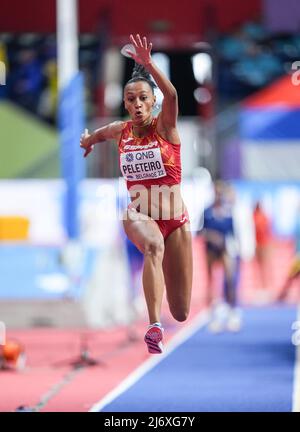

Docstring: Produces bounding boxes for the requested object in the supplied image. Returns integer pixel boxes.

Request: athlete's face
[124,81,156,125]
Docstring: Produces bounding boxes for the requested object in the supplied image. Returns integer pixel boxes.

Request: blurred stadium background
[0,0,300,412]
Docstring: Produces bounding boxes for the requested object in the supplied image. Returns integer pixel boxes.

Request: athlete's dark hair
[125,63,157,93]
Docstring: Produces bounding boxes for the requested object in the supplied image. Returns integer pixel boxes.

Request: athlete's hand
[126,34,152,66]
[80,129,94,158]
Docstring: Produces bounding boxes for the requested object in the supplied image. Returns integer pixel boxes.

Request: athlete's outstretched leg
[123,208,165,325]
[163,223,193,322]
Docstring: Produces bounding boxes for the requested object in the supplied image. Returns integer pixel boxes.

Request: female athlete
[80,34,193,354]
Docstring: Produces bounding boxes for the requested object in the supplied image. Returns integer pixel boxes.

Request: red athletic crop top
[118,117,181,190]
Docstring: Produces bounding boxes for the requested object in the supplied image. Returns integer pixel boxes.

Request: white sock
[149,322,163,329]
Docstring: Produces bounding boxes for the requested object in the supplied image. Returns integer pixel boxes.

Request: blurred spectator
[219,29,252,62]
[10,49,43,113]
[232,44,282,88]
[201,180,242,332]
[36,35,58,123]
[217,20,288,101]
[253,201,272,303]
[241,21,268,42]
[38,59,58,123]
[276,204,300,302]
[0,39,8,98]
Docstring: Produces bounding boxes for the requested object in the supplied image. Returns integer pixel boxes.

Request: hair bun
[126,63,157,92]
[132,63,150,80]
[126,63,156,92]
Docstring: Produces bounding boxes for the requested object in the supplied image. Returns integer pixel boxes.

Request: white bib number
[120,148,167,181]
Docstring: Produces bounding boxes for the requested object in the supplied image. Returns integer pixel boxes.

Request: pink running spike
[144,326,164,354]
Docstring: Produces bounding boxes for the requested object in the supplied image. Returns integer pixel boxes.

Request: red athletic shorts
[128,203,189,240]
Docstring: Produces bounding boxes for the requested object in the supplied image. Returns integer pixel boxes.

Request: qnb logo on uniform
[0,321,6,345]
[291,61,300,86]
[291,321,300,346]
[135,150,155,160]
[0,61,6,85]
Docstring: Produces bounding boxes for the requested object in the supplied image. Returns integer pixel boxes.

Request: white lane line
[292,305,300,412]
[89,309,210,412]
[34,367,84,412]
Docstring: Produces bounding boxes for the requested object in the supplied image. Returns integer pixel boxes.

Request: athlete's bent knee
[170,308,189,322]
[144,237,165,259]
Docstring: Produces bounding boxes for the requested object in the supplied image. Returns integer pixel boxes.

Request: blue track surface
[101,306,297,412]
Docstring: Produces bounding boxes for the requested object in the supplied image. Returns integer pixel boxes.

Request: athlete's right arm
[80,121,125,158]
